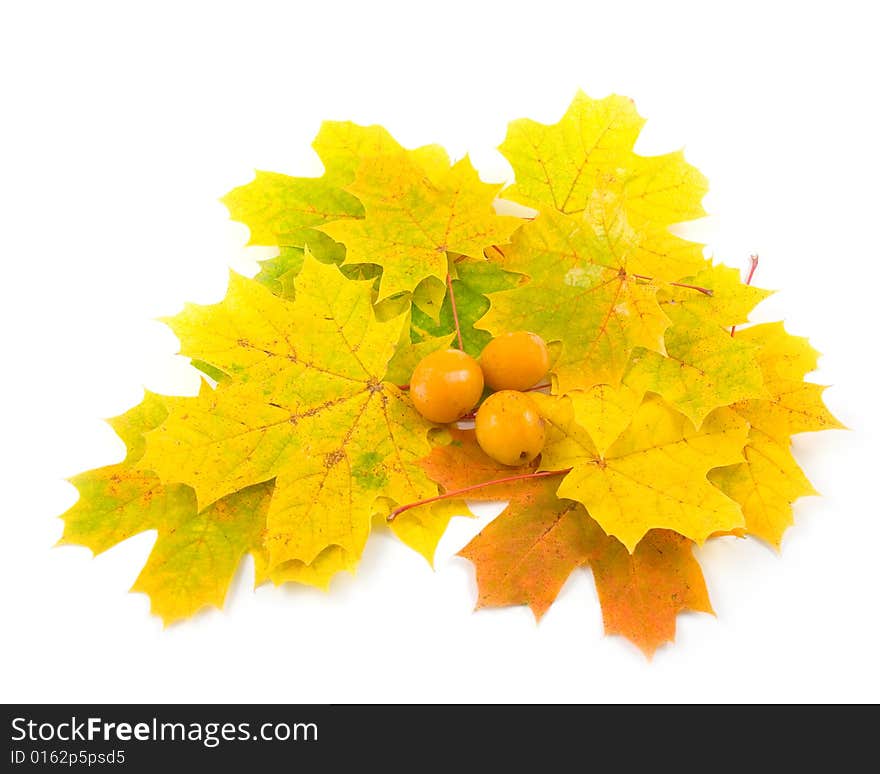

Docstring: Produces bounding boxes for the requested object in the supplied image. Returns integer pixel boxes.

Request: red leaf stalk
[387,468,572,522]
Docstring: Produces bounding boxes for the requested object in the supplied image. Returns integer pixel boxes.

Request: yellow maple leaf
[625,264,771,425]
[252,545,357,591]
[141,253,441,570]
[567,382,644,457]
[499,90,708,229]
[312,120,450,189]
[582,192,708,282]
[130,481,273,624]
[534,392,748,551]
[381,499,471,566]
[664,264,773,326]
[479,210,670,391]
[320,153,520,303]
[708,322,843,547]
[708,429,817,548]
[58,386,532,620]
[730,322,843,442]
[383,326,457,386]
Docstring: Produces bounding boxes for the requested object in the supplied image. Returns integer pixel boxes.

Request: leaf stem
[446,273,464,350]
[668,280,714,296]
[744,253,760,285]
[631,274,714,296]
[386,467,571,521]
[731,254,759,337]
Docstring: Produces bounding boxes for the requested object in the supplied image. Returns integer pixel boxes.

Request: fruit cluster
[410,331,550,466]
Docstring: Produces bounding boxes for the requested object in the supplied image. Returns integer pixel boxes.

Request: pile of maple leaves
[61,92,841,656]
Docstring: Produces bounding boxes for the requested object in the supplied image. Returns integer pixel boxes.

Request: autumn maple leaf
[59,390,275,624]
[709,322,844,547]
[138,253,452,573]
[624,264,772,425]
[320,153,521,305]
[58,386,397,623]
[533,391,748,551]
[223,121,450,296]
[478,209,671,391]
[490,93,776,430]
[420,429,713,656]
[499,90,708,231]
[406,259,521,356]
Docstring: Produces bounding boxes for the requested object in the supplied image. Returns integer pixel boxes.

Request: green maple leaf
[224,121,449,293]
[409,259,520,357]
[624,264,771,425]
[222,168,359,265]
[59,391,274,624]
[320,154,521,302]
[478,209,670,391]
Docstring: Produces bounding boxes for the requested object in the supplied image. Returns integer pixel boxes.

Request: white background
[1,0,877,703]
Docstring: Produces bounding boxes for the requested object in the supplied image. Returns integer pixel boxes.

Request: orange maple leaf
[422,428,713,656]
[459,477,604,620]
[590,529,713,658]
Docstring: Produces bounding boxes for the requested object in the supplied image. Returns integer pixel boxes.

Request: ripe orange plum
[410,349,484,424]
[475,390,546,466]
[480,331,550,391]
